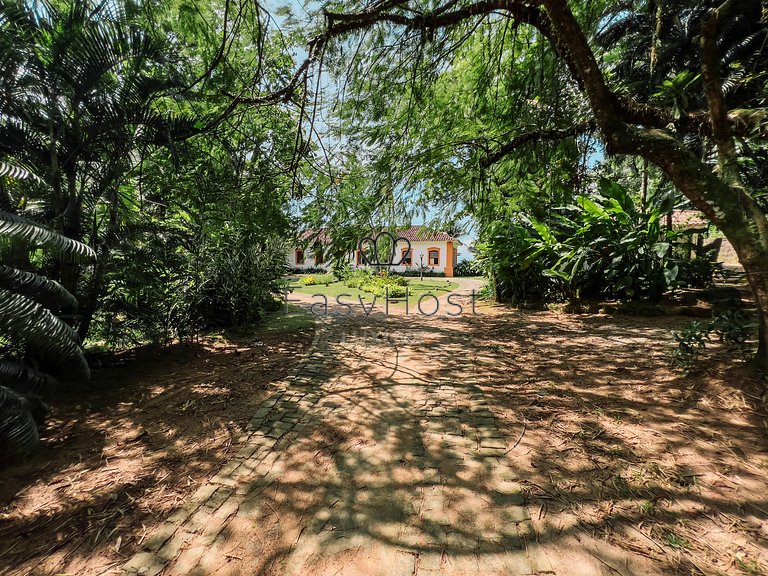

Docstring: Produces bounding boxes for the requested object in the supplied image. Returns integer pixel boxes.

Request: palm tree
[0,0,195,339]
[595,0,767,110]
[0,162,95,462]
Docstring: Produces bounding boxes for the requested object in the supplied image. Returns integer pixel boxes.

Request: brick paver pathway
[122,291,554,575]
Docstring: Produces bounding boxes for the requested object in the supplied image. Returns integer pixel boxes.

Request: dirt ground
[1,300,767,576]
[466,306,768,576]
[0,319,314,576]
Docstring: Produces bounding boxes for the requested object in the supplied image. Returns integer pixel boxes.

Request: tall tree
[0,0,194,338]
[259,0,768,368]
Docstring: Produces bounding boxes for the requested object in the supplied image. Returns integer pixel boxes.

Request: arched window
[314,248,324,265]
[427,248,440,266]
[401,248,412,265]
[295,249,305,265]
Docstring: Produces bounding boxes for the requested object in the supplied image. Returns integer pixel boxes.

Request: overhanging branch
[221,0,550,110]
[481,121,596,167]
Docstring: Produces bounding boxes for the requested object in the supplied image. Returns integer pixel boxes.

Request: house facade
[287,226,460,277]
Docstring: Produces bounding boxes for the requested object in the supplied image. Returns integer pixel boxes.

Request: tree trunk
[744,264,768,370]
[77,184,120,341]
[540,0,768,369]
[76,251,108,341]
[59,169,83,304]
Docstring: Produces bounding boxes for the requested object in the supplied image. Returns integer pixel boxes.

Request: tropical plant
[277,0,768,369]
[0,0,195,340]
[549,179,680,301]
[672,310,757,369]
[478,178,685,303]
[199,235,288,330]
[475,219,567,305]
[454,260,483,277]
[0,164,95,461]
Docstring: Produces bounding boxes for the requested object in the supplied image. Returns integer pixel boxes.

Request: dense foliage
[3,0,768,460]
[478,178,716,304]
[0,0,299,460]
[345,269,409,298]
[277,0,768,365]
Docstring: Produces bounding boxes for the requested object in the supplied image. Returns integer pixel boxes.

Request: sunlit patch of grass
[736,556,765,575]
[663,531,690,549]
[260,304,314,333]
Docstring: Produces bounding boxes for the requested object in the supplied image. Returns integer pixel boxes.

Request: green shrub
[677,257,723,289]
[672,320,710,369]
[672,310,757,369]
[345,268,374,289]
[300,273,335,286]
[478,178,686,304]
[400,268,446,277]
[199,236,288,329]
[374,284,406,298]
[350,270,409,298]
[454,259,483,277]
[332,259,351,280]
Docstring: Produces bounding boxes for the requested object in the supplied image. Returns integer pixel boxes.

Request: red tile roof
[299,225,458,244]
[394,226,458,242]
[300,229,331,244]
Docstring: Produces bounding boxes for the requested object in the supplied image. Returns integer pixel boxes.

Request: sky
[265,1,477,260]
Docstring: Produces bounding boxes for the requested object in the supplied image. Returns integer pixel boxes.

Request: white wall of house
[351,240,454,274]
[287,238,459,276]
[286,246,331,270]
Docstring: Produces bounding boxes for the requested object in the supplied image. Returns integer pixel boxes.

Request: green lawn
[261,303,315,332]
[288,276,460,307]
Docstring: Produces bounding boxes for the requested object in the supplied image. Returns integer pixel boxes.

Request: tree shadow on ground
[0,325,313,576]
[207,305,767,575]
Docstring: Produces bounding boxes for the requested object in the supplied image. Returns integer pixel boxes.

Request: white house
[287,226,460,277]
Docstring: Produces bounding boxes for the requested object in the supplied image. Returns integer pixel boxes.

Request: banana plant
[543,178,683,301]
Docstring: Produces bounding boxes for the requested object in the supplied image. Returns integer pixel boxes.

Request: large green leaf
[0,211,95,263]
[0,288,90,384]
[576,195,609,220]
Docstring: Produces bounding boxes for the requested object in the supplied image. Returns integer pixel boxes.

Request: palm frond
[0,265,79,312]
[0,160,40,182]
[0,385,39,463]
[0,360,58,395]
[0,211,96,263]
[0,288,90,384]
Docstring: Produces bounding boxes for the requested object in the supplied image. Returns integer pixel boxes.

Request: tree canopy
[1,0,768,460]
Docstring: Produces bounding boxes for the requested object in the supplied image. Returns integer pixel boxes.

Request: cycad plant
[0,0,193,341]
[0,163,94,463]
